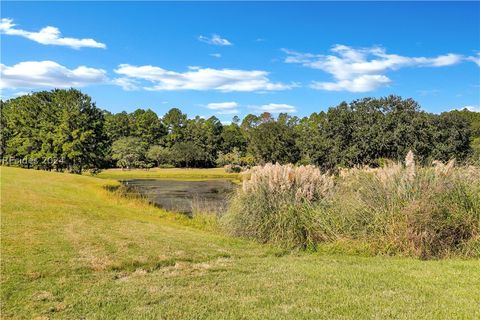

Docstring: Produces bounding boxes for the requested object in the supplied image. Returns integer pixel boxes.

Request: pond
[121,179,235,215]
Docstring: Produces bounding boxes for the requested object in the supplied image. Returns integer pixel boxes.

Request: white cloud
[205,102,239,115]
[253,103,297,113]
[114,64,292,92]
[0,18,106,49]
[283,45,465,92]
[206,101,238,110]
[463,105,480,112]
[112,77,139,91]
[210,53,222,58]
[311,75,391,92]
[0,61,107,89]
[467,53,480,66]
[198,34,232,46]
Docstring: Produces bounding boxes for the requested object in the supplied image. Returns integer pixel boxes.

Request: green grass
[95,167,239,181]
[1,166,480,319]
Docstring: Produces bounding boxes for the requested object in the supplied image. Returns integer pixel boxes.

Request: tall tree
[111,137,147,169]
[129,109,166,146]
[248,114,299,164]
[162,108,187,147]
[2,89,108,173]
[104,111,131,141]
[51,89,108,173]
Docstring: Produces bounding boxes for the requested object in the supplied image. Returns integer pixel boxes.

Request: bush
[330,153,480,258]
[223,155,480,258]
[223,163,334,249]
[224,164,242,173]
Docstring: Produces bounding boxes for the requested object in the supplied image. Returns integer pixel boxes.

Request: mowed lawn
[1,167,480,319]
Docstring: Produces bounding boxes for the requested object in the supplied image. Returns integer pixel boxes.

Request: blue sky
[1,2,479,121]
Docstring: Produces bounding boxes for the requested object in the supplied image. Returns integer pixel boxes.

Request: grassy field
[95,167,239,181]
[1,167,480,319]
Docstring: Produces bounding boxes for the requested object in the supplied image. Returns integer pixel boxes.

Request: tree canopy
[1,89,477,173]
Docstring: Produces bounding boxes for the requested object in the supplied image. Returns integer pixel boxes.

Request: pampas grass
[224,163,334,249]
[223,155,480,258]
[331,155,480,258]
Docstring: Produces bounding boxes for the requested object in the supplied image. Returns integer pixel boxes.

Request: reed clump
[223,154,480,258]
[332,154,480,258]
[223,163,334,249]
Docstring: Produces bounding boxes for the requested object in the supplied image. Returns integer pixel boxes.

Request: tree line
[1,88,478,173]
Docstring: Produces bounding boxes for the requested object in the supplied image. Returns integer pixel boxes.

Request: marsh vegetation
[224,154,480,258]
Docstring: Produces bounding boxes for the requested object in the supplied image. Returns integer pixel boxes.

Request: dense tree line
[0,89,477,173]
[1,89,108,173]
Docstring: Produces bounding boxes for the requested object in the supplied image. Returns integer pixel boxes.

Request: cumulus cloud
[311,75,391,92]
[205,102,239,115]
[114,64,292,92]
[466,53,480,66]
[283,45,465,92]
[111,77,139,91]
[0,18,106,49]
[0,61,107,89]
[206,101,238,110]
[253,103,297,113]
[210,53,222,58]
[198,34,232,46]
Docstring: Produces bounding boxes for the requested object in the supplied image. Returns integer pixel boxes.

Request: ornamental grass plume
[405,150,416,182]
[241,163,333,202]
[225,158,479,258]
[226,163,334,249]
[331,155,480,258]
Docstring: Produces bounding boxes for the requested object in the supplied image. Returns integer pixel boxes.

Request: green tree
[104,111,131,141]
[2,89,108,173]
[221,122,247,153]
[216,147,242,167]
[146,145,172,167]
[171,141,206,168]
[111,137,146,169]
[130,109,166,146]
[162,108,187,147]
[248,114,299,164]
[430,112,471,161]
[52,89,108,173]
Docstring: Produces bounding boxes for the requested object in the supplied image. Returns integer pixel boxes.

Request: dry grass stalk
[242,163,333,202]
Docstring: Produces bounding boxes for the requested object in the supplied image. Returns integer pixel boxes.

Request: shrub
[223,163,334,249]
[330,152,480,258]
[216,148,242,167]
[224,164,242,173]
[223,154,480,258]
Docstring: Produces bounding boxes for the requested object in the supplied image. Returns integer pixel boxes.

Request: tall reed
[223,163,334,249]
[223,155,480,258]
[323,153,480,258]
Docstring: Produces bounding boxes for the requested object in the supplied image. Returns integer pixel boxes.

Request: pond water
[121,179,235,215]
